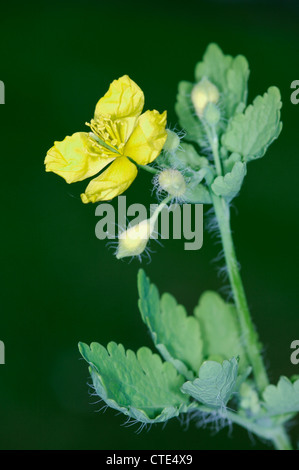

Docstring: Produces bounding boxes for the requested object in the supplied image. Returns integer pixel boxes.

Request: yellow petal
[95,75,144,121]
[81,156,137,203]
[124,110,167,165]
[45,132,115,184]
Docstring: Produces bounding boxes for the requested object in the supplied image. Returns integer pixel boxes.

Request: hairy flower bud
[158,169,186,198]
[116,219,153,259]
[191,78,220,118]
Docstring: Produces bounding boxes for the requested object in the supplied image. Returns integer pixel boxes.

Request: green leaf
[211,161,247,199]
[222,152,241,173]
[138,269,203,380]
[175,81,206,145]
[221,87,282,162]
[194,291,249,372]
[181,357,239,408]
[262,377,299,416]
[79,341,190,423]
[169,143,210,172]
[183,183,212,204]
[195,43,249,118]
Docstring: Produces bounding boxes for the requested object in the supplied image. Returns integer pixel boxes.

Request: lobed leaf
[79,341,190,423]
[221,87,282,162]
[181,357,239,408]
[211,161,247,200]
[262,376,299,417]
[138,269,203,379]
[195,43,249,119]
[194,291,249,372]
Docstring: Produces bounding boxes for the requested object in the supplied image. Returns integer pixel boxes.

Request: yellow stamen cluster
[87,115,125,154]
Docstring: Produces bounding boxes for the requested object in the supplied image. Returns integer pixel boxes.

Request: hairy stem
[195,404,292,450]
[204,124,268,393]
[210,194,293,450]
[202,121,222,175]
[211,193,269,392]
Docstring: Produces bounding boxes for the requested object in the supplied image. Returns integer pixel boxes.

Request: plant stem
[204,124,268,393]
[200,107,292,450]
[211,193,269,393]
[272,427,293,451]
[135,162,159,175]
[210,194,293,450]
[202,121,222,176]
[195,404,292,450]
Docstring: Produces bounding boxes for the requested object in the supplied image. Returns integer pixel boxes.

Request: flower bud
[163,129,181,153]
[191,78,220,118]
[115,196,172,260]
[158,169,186,198]
[116,219,153,259]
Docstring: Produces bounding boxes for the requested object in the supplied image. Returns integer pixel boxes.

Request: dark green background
[0,0,298,450]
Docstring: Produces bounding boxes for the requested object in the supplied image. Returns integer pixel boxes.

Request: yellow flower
[45,75,167,203]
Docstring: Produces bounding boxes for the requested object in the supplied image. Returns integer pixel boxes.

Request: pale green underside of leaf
[79,341,190,423]
[195,43,249,119]
[221,87,282,162]
[181,357,239,408]
[211,161,247,199]
[262,376,299,416]
[194,291,249,372]
[138,269,203,380]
